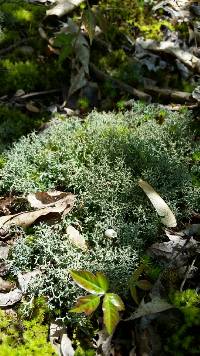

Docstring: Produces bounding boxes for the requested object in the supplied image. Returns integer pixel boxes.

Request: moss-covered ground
[0,0,199,354]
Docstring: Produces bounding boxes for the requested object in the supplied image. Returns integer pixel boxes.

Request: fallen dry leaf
[129,297,174,320]
[0,288,22,307]
[26,101,40,113]
[138,179,177,227]
[27,191,74,209]
[66,225,88,251]
[0,277,14,292]
[0,192,75,230]
[46,0,84,17]
[0,196,14,215]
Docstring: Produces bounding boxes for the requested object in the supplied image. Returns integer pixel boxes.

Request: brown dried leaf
[26,101,40,113]
[0,192,75,229]
[0,196,14,215]
[0,277,14,292]
[27,191,74,210]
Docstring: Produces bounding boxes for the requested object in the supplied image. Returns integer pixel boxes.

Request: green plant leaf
[69,270,108,295]
[82,8,96,45]
[70,295,100,315]
[96,272,109,292]
[130,264,144,283]
[130,285,139,305]
[136,280,152,291]
[102,293,125,335]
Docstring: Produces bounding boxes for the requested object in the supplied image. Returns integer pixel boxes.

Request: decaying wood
[90,63,151,102]
[143,85,193,103]
[15,89,61,100]
[137,39,200,74]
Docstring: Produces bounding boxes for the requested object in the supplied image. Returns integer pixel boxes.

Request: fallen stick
[0,38,33,56]
[15,89,61,100]
[89,63,151,102]
[143,85,193,103]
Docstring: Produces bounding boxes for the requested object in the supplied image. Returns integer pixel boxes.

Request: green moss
[98,0,172,40]
[136,19,175,40]
[0,59,40,94]
[0,105,45,148]
[0,299,56,356]
[165,290,200,355]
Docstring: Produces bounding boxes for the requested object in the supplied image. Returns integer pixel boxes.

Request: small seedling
[129,263,152,305]
[69,270,125,335]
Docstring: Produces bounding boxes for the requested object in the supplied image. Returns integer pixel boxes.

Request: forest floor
[0,1,199,355]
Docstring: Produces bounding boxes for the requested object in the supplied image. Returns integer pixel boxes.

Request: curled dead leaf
[138,179,177,227]
[0,288,22,307]
[26,101,40,113]
[129,297,174,320]
[46,0,84,17]
[0,192,75,230]
[66,225,88,251]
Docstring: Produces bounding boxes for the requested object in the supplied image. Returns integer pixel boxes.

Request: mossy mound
[1,103,198,312]
[0,105,46,152]
[0,300,56,356]
[0,0,66,96]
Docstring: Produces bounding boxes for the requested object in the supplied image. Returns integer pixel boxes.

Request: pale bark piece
[0,288,22,307]
[50,321,75,356]
[18,270,41,293]
[61,333,75,356]
[66,225,88,251]
[46,0,84,17]
[50,322,63,356]
[0,192,75,230]
[153,0,191,20]
[138,179,177,227]
[130,297,174,320]
[0,277,14,292]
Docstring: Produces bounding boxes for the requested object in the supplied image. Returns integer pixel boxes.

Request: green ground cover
[0,104,198,316]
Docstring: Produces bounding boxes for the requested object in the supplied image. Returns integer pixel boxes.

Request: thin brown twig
[180,257,196,291]
[0,38,34,56]
[89,62,151,101]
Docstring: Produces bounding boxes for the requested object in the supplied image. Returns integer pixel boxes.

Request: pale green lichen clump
[1,103,199,311]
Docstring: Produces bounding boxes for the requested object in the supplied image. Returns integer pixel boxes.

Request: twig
[0,39,33,56]
[15,89,61,100]
[180,257,196,291]
[143,85,193,103]
[89,63,151,102]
